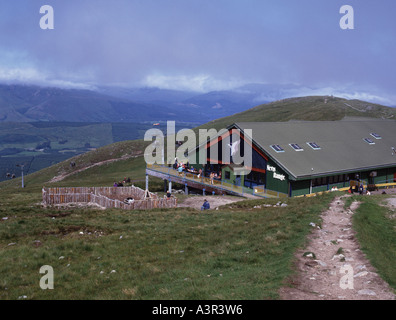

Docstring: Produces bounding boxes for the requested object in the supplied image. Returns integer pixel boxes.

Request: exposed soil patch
[279,195,396,300]
[177,195,246,210]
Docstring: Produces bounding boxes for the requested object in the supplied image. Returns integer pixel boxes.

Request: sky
[0,0,395,105]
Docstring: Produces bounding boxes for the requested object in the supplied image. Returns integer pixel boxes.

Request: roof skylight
[307,142,321,150]
[364,138,375,145]
[370,133,382,139]
[270,144,284,153]
[289,143,304,151]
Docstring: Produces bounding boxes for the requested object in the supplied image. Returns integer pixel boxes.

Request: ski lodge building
[146,118,396,198]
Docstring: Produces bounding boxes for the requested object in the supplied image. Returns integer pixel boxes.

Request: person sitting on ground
[117,181,123,187]
[166,190,171,198]
[201,199,210,211]
[113,181,118,187]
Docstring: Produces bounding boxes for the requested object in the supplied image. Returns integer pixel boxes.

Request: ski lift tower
[16,164,25,188]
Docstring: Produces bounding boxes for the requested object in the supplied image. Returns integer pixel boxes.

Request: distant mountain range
[0,83,298,123]
[0,83,394,124]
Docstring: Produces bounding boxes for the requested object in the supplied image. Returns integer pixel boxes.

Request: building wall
[291,180,311,197]
[222,166,244,186]
[265,160,289,195]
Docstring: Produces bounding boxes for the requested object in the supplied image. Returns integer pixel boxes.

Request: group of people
[173,159,200,176]
[113,177,131,187]
[173,159,222,182]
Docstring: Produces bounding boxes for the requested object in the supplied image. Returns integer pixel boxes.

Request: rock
[7,243,16,246]
[33,240,42,247]
[110,270,116,273]
[358,289,376,296]
[305,260,318,268]
[354,271,368,278]
[309,222,316,227]
[315,260,328,267]
[59,256,64,260]
[281,203,288,207]
[332,254,345,261]
[1,217,8,220]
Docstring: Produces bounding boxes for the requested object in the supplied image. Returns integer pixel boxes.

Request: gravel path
[279,195,396,300]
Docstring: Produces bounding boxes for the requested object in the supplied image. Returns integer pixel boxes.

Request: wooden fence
[42,186,177,210]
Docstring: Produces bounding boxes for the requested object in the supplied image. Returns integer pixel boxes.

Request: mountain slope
[198,95,396,131]
[2,95,395,189]
[0,84,195,122]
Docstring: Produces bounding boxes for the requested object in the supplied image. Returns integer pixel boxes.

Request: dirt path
[49,155,140,183]
[279,195,396,300]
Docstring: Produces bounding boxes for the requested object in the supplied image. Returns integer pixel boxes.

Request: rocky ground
[279,195,396,300]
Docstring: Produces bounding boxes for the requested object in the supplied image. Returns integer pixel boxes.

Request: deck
[146,164,288,199]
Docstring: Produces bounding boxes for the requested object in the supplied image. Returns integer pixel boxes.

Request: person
[178,165,184,176]
[198,168,202,178]
[210,172,214,185]
[201,199,210,211]
[359,183,364,195]
[166,190,171,198]
[113,181,118,187]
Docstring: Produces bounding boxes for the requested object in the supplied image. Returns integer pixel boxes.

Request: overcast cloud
[0,0,395,104]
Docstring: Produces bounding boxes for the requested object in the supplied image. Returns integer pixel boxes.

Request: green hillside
[1,96,395,300]
[198,95,396,131]
[3,95,396,189]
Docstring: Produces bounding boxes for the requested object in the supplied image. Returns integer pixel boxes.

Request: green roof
[234,119,396,180]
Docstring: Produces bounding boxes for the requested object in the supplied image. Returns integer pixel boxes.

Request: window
[270,144,284,153]
[370,133,381,139]
[307,142,321,150]
[363,138,375,145]
[289,143,304,151]
[225,171,230,180]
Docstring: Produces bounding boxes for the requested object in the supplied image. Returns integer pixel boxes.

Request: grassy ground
[351,195,396,291]
[0,183,334,300]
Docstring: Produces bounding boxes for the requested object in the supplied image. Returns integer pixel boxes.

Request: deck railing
[147,164,288,198]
